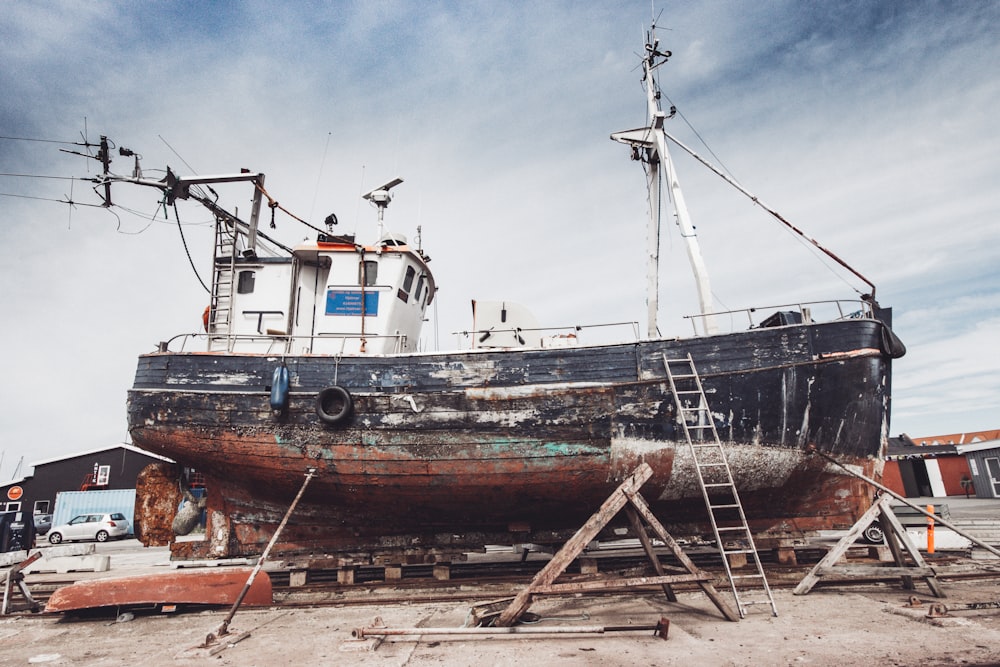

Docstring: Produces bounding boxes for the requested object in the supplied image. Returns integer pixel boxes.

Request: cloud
[1,1,998,477]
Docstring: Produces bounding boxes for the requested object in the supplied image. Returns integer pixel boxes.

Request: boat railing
[453,321,642,349]
[683,299,876,336]
[158,331,409,355]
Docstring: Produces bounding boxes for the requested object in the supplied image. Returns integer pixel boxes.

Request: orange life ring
[202,306,210,332]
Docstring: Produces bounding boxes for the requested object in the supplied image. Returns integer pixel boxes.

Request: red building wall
[884,455,973,497]
[882,461,905,496]
[937,456,974,496]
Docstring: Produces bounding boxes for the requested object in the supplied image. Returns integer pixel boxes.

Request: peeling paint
[130,317,895,559]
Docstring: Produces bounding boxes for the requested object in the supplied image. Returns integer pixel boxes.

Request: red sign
[6,486,23,501]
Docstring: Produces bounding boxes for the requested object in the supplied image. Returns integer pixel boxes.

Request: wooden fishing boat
[104,25,903,561]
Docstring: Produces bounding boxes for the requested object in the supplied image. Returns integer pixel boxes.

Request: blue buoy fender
[270,366,290,411]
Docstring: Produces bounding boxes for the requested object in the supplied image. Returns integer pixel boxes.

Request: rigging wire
[309,132,333,224]
[171,202,211,294]
[657,88,866,296]
[158,135,199,175]
[254,182,326,235]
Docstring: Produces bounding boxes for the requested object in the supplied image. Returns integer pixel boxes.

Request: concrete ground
[3,578,1000,666]
[1,496,998,666]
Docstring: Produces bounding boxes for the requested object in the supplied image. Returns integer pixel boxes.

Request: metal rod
[808,446,1000,558]
[212,468,317,639]
[353,624,659,638]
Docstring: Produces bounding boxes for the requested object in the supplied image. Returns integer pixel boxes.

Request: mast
[612,28,716,336]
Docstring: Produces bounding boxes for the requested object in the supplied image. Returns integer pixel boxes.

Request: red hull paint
[44,567,272,613]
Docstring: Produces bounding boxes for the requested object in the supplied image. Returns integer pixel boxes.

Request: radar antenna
[362,177,403,236]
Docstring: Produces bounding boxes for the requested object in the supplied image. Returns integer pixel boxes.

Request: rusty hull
[44,567,272,613]
[128,317,895,560]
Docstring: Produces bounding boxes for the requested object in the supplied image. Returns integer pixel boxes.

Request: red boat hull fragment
[44,567,271,613]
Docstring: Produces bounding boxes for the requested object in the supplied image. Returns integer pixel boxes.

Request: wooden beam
[794,494,945,598]
[494,462,740,627]
[625,505,677,602]
[494,463,653,627]
[794,495,889,595]
[534,573,709,594]
[623,488,740,622]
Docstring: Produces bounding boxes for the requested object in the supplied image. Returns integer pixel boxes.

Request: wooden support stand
[794,494,945,598]
[2,551,42,615]
[487,462,739,627]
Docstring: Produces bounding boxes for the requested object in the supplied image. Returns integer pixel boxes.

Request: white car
[47,513,131,544]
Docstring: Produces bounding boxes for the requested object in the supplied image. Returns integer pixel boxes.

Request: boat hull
[128,318,893,560]
[44,567,272,613]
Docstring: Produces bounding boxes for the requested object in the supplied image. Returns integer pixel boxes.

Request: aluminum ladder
[209,217,237,349]
[663,353,778,618]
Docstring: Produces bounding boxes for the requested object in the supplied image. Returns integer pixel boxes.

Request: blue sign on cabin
[326,290,379,316]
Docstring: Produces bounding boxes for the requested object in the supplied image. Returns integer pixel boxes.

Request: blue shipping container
[52,489,137,536]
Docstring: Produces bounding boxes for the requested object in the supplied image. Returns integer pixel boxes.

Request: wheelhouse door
[985,457,1000,498]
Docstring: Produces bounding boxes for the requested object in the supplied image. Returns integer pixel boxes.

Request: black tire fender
[316,386,353,425]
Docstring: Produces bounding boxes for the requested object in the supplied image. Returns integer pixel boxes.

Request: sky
[1,1,998,480]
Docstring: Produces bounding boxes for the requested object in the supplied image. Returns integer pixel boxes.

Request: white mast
[612,29,716,336]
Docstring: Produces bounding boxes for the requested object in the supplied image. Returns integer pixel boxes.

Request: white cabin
[206,232,434,355]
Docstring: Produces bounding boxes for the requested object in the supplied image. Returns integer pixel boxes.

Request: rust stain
[44,567,271,612]
[816,348,881,360]
[134,462,183,547]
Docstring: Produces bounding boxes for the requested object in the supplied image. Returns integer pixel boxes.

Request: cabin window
[415,274,426,302]
[96,465,111,486]
[402,266,416,292]
[359,260,378,286]
[34,500,50,514]
[237,270,255,294]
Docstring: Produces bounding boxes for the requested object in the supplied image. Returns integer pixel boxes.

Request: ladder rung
[697,463,728,468]
[724,549,756,555]
[715,527,747,532]
[703,483,735,488]
[710,503,741,509]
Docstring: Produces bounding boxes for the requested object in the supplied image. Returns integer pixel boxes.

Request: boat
[44,567,272,613]
[102,25,903,562]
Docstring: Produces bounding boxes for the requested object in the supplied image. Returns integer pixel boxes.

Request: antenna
[362,178,403,236]
[11,456,23,480]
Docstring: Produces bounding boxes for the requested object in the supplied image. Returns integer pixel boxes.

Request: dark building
[1,444,172,518]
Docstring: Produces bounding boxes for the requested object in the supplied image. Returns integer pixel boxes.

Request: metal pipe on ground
[353,618,669,640]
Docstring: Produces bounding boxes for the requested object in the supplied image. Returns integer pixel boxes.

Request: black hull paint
[128,318,892,557]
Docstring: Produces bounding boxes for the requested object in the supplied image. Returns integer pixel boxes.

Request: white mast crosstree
[612,30,716,337]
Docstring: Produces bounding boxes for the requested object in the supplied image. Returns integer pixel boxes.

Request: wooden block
[289,569,308,587]
[384,565,403,581]
[579,557,599,575]
[337,566,356,585]
[870,545,893,561]
[432,563,451,581]
[775,546,797,566]
[727,552,748,569]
